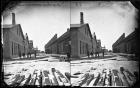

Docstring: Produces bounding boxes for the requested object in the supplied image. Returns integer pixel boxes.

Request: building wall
[3,28,10,59]
[9,26,25,58]
[125,38,136,54]
[45,34,57,48]
[113,42,125,53]
[45,26,97,58]
[24,38,29,55]
[45,25,98,58]
[97,40,102,53]
[57,37,70,54]
[92,38,97,53]
[29,40,34,54]
[3,25,29,59]
[47,42,57,54]
[112,30,137,54]
[119,42,125,53]
[70,28,79,58]
[45,32,71,55]
[50,42,57,54]
[77,25,92,57]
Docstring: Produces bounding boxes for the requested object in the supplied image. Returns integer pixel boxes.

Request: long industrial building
[112,29,138,55]
[2,13,34,59]
[45,12,101,58]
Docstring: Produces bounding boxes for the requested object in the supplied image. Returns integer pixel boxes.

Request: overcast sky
[2,1,138,51]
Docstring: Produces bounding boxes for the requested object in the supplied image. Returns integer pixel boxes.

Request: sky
[2,1,138,51]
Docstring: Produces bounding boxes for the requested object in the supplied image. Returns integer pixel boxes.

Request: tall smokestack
[80,12,84,24]
[12,13,16,25]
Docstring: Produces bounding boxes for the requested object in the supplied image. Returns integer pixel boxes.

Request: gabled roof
[57,30,70,41]
[45,23,94,48]
[45,34,57,47]
[123,29,136,42]
[2,24,25,40]
[71,23,93,39]
[112,29,137,48]
[112,33,125,47]
[85,23,93,39]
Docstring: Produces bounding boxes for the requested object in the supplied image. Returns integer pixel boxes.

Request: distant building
[92,32,97,53]
[29,40,34,54]
[96,39,102,53]
[45,12,100,58]
[104,49,108,52]
[112,29,138,54]
[24,33,29,56]
[102,46,108,53]
[2,13,31,59]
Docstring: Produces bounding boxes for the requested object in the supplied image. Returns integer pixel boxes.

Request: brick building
[28,40,34,54]
[24,33,29,56]
[92,32,97,53]
[45,12,100,58]
[112,29,138,54]
[2,13,32,59]
[96,39,102,53]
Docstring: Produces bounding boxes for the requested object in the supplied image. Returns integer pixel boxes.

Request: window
[15,43,17,55]
[86,44,88,54]
[84,43,86,54]
[83,42,84,54]
[17,29,18,35]
[82,42,84,54]
[16,43,17,55]
[85,43,86,54]
[80,41,82,54]
[19,31,20,37]
[85,28,86,35]
[87,30,88,36]
[16,43,18,55]
[14,43,15,55]
[61,43,63,52]
[63,42,65,52]
[58,45,60,53]
[13,43,15,55]
[85,28,88,36]
[12,42,13,55]
[24,46,25,53]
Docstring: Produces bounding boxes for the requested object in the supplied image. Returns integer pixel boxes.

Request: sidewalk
[3,55,49,62]
[71,54,116,61]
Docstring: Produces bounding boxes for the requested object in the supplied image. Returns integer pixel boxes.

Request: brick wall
[77,25,92,57]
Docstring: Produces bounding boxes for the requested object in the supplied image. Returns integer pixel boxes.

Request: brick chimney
[80,12,84,24]
[93,32,96,40]
[12,13,16,25]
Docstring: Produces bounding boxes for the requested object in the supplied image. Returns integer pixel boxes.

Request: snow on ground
[3,56,70,85]
[71,54,139,87]
[2,53,139,87]
[71,57,138,74]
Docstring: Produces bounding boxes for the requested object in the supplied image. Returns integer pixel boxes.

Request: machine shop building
[2,13,33,59]
[112,29,138,55]
[45,12,100,58]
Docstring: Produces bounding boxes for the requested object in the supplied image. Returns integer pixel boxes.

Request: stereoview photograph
[1,1,139,87]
